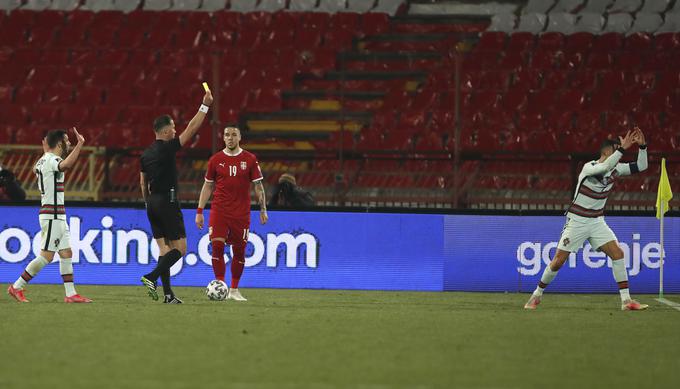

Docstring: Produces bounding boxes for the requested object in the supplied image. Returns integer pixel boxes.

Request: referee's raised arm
[178,89,214,146]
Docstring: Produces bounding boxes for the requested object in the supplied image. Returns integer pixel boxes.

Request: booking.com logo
[0,216,319,276]
[516,234,662,276]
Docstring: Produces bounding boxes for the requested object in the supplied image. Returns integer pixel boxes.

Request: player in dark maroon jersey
[195,126,268,301]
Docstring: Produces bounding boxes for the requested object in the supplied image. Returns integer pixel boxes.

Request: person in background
[268,173,315,208]
[0,164,26,201]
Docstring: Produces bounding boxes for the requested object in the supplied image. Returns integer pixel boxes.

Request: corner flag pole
[659,201,664,299]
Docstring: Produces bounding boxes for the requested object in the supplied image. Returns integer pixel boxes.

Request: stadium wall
[0,206,678,293]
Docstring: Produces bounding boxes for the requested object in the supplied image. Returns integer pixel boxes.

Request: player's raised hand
[202,89,213,106]
[195,213,204,230]
[41,137,49,153]
[619,130,634,150]
[72,127,85,145]
[633,127,646,145]
[260,209,268,225]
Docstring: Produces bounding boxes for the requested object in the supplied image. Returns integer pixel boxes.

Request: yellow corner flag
[656,158,673,219]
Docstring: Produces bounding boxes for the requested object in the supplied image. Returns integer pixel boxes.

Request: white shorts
[557,217,617,252]
[39,219,71,252]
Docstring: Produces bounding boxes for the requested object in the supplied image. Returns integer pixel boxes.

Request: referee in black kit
[140,87,213,303]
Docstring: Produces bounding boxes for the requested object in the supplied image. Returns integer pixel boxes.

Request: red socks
[211,240,226,282]
[231,243,245,288]
[213,240,245,288]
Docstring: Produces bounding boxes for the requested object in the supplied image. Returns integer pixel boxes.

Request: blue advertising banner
[0,206,444,291]
[0,206,677,293]
[443,215,680,293]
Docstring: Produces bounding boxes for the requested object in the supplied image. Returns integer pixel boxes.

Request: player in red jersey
[195,125,268,301]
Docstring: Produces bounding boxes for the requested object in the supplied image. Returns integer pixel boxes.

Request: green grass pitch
[1,285,679,389]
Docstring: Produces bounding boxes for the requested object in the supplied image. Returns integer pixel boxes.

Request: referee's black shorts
[146,193,186,241]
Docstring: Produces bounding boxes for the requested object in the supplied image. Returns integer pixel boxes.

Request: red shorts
[209,214,250,245]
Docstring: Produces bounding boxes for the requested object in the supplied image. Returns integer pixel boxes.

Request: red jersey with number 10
[205,149,263,221]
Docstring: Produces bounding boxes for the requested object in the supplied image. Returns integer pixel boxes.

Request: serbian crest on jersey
[241,161,247,170]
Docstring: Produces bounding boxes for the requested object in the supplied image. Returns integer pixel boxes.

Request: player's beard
[60,141,69,158]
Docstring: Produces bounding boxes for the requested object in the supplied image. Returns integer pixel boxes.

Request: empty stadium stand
[0,0,678,209]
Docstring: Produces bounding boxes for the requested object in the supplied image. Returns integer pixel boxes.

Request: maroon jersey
[205,149,263,221]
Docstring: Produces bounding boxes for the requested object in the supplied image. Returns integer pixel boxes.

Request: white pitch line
[656,298,680,312]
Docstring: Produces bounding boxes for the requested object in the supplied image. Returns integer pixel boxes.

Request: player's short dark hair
[153,115,173,133]
[45,129,67,149]
[224,124,240,132]
[600,138,621,153]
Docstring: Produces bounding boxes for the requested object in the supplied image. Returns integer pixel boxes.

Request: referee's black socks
[145,249,183,282]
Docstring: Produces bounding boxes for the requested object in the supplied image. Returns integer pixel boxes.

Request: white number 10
[229,166,237,176]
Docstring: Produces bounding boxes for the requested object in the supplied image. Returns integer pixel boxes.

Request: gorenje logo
[516,234,662,276]
[0,216,319,276]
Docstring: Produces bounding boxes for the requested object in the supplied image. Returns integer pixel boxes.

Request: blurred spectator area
[0,0,678,209]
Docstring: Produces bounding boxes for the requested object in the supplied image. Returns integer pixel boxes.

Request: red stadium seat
[526,89,554,114]
[625,32,652,51]
[507,32,535,51]
[511,69,542,90]
[13,85,42,105]
[626,72,656,92]
[615,51,644,70]
[598,70,625,90]
[592,33,623,52]
[88,28,118,48]
[603,111,630,131]
[214,12,242,32]
[184,12,212,31]
[87,67,118,86]
[117,28,147,48]
[98,49,129,66]
[0,105,29,125]
[11,49,41,66]
[57,66,87,86]
[74,87,103,104]
[88,106,121,124]
[362,13,390,36]
[555,89,585,111]
[27,26,57,48]
[498,51,526,70]
[53,24,88,48]
[42,49,70,65]
[248,88,281,112]
[476,32,506,51]
[586,52,613,69]
[501,88,528,111]
[529,49,562,69]
[70,50,99,66]
[262,28,297,50]
[32,104,61,125]
[542,70,568,89]
[0,28,28,48]
[0,85,13,103]
[59,105,90,126]
[44,85,73,104]
[588,89,615,112]
[615,89,643,112]
[331,12,360,31]
[324,28,355,49]
[537,32,564,50]
[105,87,135,105]
[176,29,206,48]
[24,66,59,87]
[234,29,261,49]
[655,33,680,50]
